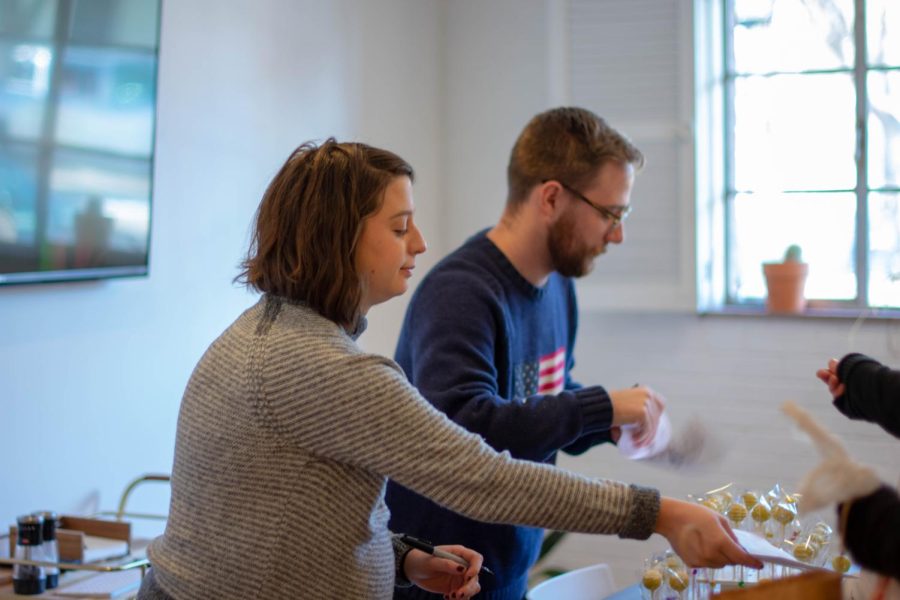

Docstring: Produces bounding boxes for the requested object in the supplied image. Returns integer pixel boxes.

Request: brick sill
[701,303,900,320]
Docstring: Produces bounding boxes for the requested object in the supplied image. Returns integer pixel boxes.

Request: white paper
[617,413,672,459]
[81,535,129,564]
[617,412,725,472]
[53,569,141,598]
[734,529,844,572]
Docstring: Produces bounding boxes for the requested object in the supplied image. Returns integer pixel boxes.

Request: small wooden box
[9,516,130,563]
[713,571,842,600]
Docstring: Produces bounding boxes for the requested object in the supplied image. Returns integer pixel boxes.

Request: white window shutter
[567,0,696,311]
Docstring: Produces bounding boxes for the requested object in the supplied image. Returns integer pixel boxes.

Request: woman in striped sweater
[138,139,760,600]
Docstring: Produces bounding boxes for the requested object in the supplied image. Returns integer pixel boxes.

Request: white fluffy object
[781,401,882,514]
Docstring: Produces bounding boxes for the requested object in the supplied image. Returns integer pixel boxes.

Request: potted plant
[762,244,808,314]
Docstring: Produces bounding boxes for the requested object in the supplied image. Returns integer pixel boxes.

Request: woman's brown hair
[237,138,414,325]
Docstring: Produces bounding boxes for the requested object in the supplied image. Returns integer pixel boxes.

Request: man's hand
[609,386,666,447]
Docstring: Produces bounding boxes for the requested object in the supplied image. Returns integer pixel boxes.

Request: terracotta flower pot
[763,261,808,314]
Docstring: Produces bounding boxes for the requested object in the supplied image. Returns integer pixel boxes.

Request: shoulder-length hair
[237,138,414,325]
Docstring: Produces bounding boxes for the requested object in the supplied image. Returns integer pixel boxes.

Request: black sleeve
[839,485,900,580]
[835,353,900,438]
[391,534,414,588]
[561,430,613,455]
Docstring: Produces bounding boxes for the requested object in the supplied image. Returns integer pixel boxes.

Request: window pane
[0,41,54,141]
[46,150,151,268]
[734,0,854,73]
[731,192,856,301]
[54,46,157,156]
[734,73,856,191]
[868,71,900,188]
[868,0,900,67]
[0,0,56,39]
[0,143,39,246]
[734,0,776,21]
[70,0,160,49]
[869,192,900,306]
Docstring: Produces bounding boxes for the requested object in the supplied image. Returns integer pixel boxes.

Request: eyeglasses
[549,179,631,228]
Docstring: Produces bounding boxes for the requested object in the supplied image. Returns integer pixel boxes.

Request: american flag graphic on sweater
[514,346,566,399]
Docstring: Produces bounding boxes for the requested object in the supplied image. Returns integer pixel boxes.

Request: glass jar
[12,514,46,595]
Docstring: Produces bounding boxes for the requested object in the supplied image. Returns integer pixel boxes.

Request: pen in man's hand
[399,534,494,576]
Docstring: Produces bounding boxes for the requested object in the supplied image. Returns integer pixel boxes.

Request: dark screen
[0,0,161,284]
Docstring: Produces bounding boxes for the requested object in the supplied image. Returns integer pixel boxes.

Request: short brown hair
[237,138,414,325]
[506,107,644,207]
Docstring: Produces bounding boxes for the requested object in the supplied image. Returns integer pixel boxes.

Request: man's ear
[537,181,564,222]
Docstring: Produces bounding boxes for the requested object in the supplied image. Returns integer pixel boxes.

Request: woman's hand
[815,358,846,399]
[655,498,764,569]
[404,545,482,599]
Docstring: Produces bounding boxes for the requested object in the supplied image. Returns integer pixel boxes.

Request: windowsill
[701,302,900,320]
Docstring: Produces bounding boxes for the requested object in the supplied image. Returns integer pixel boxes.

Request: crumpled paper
[618,412,725,470]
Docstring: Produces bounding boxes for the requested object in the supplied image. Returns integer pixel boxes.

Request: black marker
[399,534,494,576]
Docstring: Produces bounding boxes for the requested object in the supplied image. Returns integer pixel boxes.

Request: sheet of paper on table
[81,535,129,564]
[53,568,141,598]
[734,529,858,575]
[735,530,813,569]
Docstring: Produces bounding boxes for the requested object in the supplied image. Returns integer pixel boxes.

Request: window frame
[698,0,900,316]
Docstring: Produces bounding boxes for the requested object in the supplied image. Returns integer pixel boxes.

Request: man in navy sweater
[386,107,668,599]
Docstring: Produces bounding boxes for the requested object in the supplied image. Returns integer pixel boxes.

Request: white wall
[0,0,441,532]
[441,0,557,249]
[557,313,900,585]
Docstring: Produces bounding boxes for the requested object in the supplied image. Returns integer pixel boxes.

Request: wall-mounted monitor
[0,0,161,285]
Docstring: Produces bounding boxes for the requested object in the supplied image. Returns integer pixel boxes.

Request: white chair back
[527,563,616,600]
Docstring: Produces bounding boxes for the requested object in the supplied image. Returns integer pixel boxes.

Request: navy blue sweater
[386,231,616,600]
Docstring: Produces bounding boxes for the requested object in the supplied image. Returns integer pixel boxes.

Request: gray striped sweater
[146,295,660,599]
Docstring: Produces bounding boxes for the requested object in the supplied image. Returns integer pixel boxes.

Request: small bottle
[33,511,60,589]
[12,514,46,595]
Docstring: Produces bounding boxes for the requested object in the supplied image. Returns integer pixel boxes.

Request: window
[698,0,900,312]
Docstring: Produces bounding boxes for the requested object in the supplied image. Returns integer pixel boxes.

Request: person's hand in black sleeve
[817,353,900,438]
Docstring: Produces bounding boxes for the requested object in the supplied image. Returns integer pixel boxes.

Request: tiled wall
[552,310,900,586]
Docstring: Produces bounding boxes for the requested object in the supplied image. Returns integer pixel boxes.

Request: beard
[547,209,605,278]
